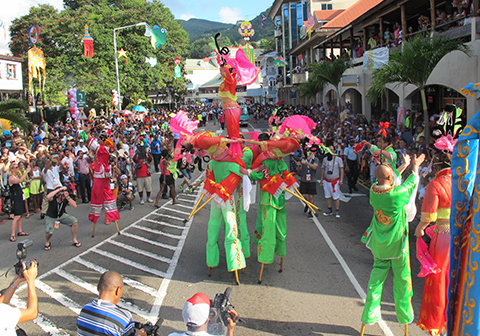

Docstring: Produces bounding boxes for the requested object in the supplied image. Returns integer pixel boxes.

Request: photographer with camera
[169,292,238,336]
[0,260,38,335]
[77,271,147,336]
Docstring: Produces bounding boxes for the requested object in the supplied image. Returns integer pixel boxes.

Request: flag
[306,13,315,39]
[261,14,266,28]
[0,20,5,40]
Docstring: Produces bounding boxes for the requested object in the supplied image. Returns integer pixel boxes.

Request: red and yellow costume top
[219,66,237,102]
[421,168,452,232]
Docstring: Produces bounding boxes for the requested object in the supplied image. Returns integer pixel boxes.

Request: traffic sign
[77,91,86,107]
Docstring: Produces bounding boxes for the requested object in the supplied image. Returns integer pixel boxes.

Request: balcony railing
[292,72,309,84]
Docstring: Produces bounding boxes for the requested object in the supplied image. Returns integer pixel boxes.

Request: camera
[14,240,38,276]
[133,318,163,336]
[207,287,239,335]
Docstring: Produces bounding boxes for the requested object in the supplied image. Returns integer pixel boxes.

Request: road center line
[311,215,394,336]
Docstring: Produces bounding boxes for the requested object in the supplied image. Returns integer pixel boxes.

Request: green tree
[367,34,469,143]
[297,58,350,103]
[9,0,189,111]
[259,37,275,51]
[0,100,33,132]
[189,35,231,58]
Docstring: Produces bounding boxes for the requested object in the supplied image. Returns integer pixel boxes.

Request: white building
[0,54,23,101]
[184,58,221,103]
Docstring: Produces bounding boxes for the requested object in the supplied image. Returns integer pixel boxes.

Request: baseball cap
[182,293,211,327]
[120,174,128,180]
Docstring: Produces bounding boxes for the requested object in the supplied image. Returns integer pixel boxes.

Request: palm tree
[297,58,351,105]
[0,99,33,132]
[367,34,470,143]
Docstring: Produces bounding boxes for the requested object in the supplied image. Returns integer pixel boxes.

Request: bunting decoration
[82,24,94,57]
[27,47,46,95]
[28,25,40,44]
[174,56,181,79]
[118,48,128,64]
[261,14,267,28]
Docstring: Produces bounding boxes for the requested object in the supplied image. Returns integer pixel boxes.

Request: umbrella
[275,100,284,106]
[133,105,147,112]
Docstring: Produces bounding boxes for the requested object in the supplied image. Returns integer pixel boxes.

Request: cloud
[0,0,63,55]
[218,7,242,24]
[180,13,196,20]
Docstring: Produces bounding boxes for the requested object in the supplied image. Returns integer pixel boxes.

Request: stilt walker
[80,129,120,236]
[235,143,253,258]
[359,153,425,336]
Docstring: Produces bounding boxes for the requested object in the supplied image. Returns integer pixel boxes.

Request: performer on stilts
[359,153,424,336]
[415,135,455,336]
[79,129,120,235]
[447,90,480,335]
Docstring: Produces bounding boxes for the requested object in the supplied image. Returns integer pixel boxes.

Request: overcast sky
[0,0,272,55]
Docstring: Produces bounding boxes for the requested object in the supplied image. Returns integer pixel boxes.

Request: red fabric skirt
[89,177,120,224]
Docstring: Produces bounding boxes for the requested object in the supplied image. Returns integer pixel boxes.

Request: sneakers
[189,188,193,193]
[304,205,308,213]
[119,204,125,211]
[140,199,145,205]
[130,205,134,211]
[308,211,313,218]
[179,185,184,192]
[335,210,340,218]
[323,209,333,216]
[147,198,154,203]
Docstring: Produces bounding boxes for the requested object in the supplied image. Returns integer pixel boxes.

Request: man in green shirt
[360,153,424,329]
[364,135,401,185]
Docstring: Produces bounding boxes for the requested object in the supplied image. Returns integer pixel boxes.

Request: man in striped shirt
[77,271,146,336]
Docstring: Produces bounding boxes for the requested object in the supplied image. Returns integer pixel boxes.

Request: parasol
[275,100,284,105]
[133,105,147,112]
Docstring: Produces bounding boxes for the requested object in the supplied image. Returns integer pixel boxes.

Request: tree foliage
[9,0,190,110]
[0,100,33,131]
[297,58,351,100]
[189,35,231,59]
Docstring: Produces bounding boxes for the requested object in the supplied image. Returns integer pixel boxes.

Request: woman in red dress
[415,150,452,336]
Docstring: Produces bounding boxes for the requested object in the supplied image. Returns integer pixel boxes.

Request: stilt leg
[208,266,212,277]
[284,188,317,214]
[92,222,96,238]
[258,263,265,284]
[293,186,319,209]
[404,324,408,336]
[279,257,284,273]
[184,192,205,223]
[360,323,365,336]
[114,221,120,235]
[234,270,240,285]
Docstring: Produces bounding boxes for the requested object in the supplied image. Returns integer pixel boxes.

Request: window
[7,64,16,79]
[321,3,332,9]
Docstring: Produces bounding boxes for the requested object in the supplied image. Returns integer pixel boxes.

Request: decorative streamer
[82,24,94,57]
[27,47,46,94]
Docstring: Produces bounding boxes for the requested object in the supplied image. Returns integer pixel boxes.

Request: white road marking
[311,216,394,336]
[11,297,70,336]
[241,128,249,132]
[150,213,185,222]
[121,231,178,249]
[132,224,182,239]
[170,203,193,209]
[55,269,151,321]
[161,207,190,215]
[178,193,197,198]
[108,240,172,264]
[35,280,82,315]
[91,248,167,278]
[143,218,186,230]
[149,183,204,321]
[75,257,161,298]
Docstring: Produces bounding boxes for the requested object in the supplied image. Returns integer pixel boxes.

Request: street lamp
[113,22,148,111]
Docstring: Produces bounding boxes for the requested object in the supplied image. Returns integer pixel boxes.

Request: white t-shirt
[62,156,75,176]
[0,303,21,335]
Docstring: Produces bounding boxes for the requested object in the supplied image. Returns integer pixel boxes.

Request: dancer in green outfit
[235,143,253,258]
[360,153,425,336]
[364,134,401,184]
[206,159,248,273]
[249,158,288,266]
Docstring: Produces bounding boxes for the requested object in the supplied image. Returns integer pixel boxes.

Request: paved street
[0,117,428,336]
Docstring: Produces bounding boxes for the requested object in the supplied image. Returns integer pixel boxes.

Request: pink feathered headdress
[434,134,457,152]
[279,115,316,138]
[170,111,199,161]
[223,48,260,86]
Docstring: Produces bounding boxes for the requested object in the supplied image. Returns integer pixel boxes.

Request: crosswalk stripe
[92,248,167,278]
[132,223,182,239]
[143,218,186,230]
[10,297,70,336]
[75,258,161,298]
[161,207,190,215]
[36,280,82,315]
[170,202,194,209]
[149,213,185,222]
[121,231,178,250]
[108,240,172,264]
[178,193,197,198]
[55,269,151,321]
